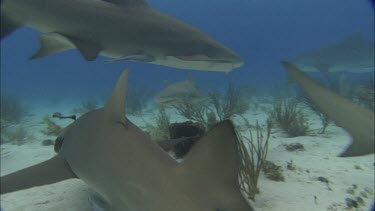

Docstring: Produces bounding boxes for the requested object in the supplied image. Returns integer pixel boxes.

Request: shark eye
[54,136,64,153]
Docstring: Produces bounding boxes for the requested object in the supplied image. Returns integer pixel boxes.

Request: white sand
[1,100,374,211]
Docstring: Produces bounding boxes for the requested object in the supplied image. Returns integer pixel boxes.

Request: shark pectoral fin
[341,32,365,47]
[0,16,20,39]
[88,192,111,211]
[180,120,240,187]
[30,33,75,59]
[104,68,129,121]
[63,35,101,61]
[1,155,76,195]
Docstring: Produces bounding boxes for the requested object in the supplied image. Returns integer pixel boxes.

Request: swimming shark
[155,77,206,105]
[282,61,374,157]
[1,68,253,211]
[288,32,375,73]
[0,0,244,72]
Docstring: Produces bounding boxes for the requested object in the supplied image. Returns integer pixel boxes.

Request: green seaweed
[143,105,170,141]
[262,160,285,182]
[0,95,30,129]
[209,81,250,121]
[1,126,29,145]
[172,80,249,129]
[126,85,152,116]
[238,118,272,201]
[40,116,62,136]
[270,98,310,137]
[71,99,99,114]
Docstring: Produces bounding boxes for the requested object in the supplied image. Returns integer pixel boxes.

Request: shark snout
[206,42,244,70]
[225,51,244,69]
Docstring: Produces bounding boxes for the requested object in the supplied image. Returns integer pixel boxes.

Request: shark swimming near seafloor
[288,32,375,73]
[0,0,243,72]
[0,68,253,211]
[282,61,374,157]
[155,77,206,105]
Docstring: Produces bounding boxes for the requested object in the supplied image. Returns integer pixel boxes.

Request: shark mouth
[175,55,233,63]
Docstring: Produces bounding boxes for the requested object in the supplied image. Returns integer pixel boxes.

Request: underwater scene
[0,0,374,210]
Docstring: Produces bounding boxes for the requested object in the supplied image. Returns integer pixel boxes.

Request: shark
[288,32,375,73]
[0,0,244,72]
[282,61,374,157]
[0,68,254,211]
[155,77,206,105]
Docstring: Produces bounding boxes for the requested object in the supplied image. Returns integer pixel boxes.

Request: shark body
[282,62,374,157]
[155,78,206,105]
[1,69,253,211]
[289,32,374,73]
[0,0,243,72]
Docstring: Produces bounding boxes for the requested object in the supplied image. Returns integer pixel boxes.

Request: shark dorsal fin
[104,68,129,122]
[340,32,366,48]
[179,120,240,187]
[102,0,149,7]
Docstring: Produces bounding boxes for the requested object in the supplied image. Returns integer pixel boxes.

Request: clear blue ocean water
[1,1,374,210]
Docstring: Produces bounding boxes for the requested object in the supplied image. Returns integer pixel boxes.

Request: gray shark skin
[0,0,244,72]
[282,61,374,157]
[1,69,253,211]
[289,32,374,73]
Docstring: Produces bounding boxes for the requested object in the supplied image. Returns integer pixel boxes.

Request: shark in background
[1,69,254,211]
[282,62,374,157]
[0,0,243,72]
[155,76,207,105]
[288,32,374,74]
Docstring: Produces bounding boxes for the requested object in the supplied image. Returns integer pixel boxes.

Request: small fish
[52,112,76,121]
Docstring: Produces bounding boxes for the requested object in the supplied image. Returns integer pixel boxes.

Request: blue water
[1,0,373,102]
[0,1,374,210]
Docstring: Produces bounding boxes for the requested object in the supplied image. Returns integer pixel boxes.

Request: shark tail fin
[178,120,253,210]
[1,15,20,39]
[1,155,76,194]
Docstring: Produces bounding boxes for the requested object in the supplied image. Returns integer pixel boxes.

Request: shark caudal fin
[1,155,76,194]
[179,120,254,210]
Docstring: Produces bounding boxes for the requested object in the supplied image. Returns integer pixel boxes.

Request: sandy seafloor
[1,98,374,211]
